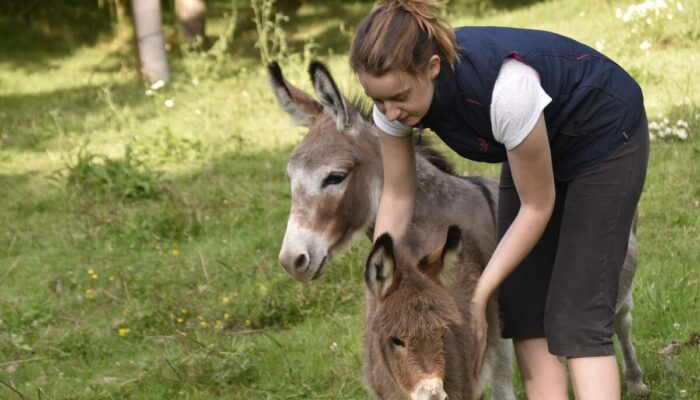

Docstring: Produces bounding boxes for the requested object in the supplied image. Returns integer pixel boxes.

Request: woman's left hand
[470,298,488,379]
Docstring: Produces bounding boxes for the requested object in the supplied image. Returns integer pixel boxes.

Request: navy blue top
[418,27,644,181]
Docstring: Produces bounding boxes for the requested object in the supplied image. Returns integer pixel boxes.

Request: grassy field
[1,0,698,398]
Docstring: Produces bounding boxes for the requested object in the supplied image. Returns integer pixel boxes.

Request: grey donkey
[268,60,648,397]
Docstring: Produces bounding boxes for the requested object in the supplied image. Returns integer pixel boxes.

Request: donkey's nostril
[294,254,308,270]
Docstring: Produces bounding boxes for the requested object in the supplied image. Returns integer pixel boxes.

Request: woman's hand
[470,297,488,379]
[468,113,554,378]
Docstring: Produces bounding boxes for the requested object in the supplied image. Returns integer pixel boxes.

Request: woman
[349,1,649,399]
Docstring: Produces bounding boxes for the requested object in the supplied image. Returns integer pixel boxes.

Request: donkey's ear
[441,225,463,272]
[308,61,359,135]
[419,225,463,281]
[418,242,444,280]
[365,233,401,300]
[268,61,323,127]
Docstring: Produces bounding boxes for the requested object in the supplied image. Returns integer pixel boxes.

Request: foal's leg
[491,338,517,400]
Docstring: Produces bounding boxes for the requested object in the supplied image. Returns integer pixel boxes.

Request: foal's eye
[389,337,405,348]
[322,172,347,188]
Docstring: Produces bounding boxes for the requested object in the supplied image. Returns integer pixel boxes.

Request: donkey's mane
[414,138,457,176]
[347,94,457,176]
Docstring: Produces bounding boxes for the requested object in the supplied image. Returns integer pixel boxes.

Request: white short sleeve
[490,59,552,150]
[372,105,413,137]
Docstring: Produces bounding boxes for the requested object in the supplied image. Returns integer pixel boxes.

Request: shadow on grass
[0,2,114,70]
[0,82,150,152]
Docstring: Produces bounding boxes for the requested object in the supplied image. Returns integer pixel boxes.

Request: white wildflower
[676,2,684,11]
[164,99,175,108]
[150,80,166,90]
[676,128,688,140]
[595,40,606,51]
[640,40,652,50]
[673,322,681,330]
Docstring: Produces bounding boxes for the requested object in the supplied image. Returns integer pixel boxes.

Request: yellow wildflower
[180,308,188,314]
[214,320,224,330]
[84,289,94,299]
[244,319,252,327]
[233,291,239,298]
[87,269,95,275]
[118,328,130,337]
[172,249,180,257]
[108,276,115,282]
[221,296,230,305]
[223,312,230,320]
[199,321,208,329]
[91,273,98,280]
[176,318,184,324]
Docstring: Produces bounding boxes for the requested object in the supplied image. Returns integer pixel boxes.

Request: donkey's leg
[615,290,650,397]
[491,338,517,400]
[615,236,649,397]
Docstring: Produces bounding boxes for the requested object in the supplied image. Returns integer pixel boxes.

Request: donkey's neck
[365,152,498,260]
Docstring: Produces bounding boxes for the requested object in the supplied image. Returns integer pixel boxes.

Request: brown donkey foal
[364,226,500,400]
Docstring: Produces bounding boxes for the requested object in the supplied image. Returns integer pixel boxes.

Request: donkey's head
[269,61,382,281]
[365,226,467,400]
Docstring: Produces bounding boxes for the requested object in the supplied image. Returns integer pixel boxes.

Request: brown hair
[350,0,458,76]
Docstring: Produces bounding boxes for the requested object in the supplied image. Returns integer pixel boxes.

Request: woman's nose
[384,103,402,121]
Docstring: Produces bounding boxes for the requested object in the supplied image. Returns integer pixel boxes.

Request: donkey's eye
[322,172,347,188]
[389,337,405,348]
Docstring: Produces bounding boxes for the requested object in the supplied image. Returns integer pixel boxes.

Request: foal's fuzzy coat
[364,226,500,400]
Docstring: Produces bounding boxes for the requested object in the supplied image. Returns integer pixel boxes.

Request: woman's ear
[427,55,441,80]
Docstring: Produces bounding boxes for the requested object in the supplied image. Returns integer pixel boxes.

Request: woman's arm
[474,113,555,302]
[373,130,417,240]
[471,112,554,375]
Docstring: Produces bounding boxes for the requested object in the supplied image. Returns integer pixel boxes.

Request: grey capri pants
[497,112,649,357]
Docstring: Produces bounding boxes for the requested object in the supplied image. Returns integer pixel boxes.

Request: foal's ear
[267,61,323,127]
[419,225,462,280]
[441,225,463,272]
[308,61,359,136]
[365,233,401,300]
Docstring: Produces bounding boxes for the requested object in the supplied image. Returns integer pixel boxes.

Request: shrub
[61,146,162,200]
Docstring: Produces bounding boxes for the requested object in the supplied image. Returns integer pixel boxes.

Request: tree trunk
[175,0,207,44]
[131,0,170,84]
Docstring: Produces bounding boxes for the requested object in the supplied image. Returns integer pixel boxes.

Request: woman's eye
[322,172,347,188]
[389,337,405,348]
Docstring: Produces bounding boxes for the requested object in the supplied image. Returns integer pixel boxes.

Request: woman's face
[358,56,441,127]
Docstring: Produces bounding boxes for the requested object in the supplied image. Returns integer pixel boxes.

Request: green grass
[1,0,698,398]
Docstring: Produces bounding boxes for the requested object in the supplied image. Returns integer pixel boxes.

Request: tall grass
[0,0,698,398]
